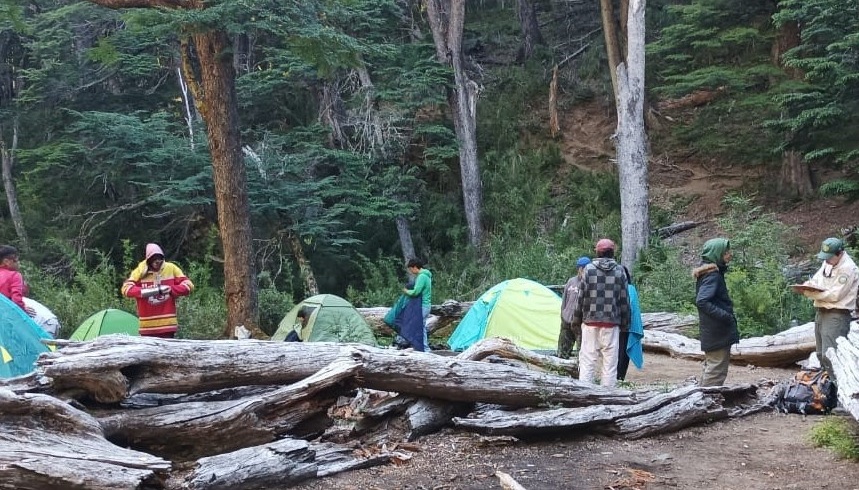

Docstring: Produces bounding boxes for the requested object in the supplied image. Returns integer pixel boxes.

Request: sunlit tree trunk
[0,119,28,252]
[600,0,622,100]
[86,0,260,337]
[396,215,416,263]
[425,0,485,249]
[615,0,649,268]
[287,232,319,297]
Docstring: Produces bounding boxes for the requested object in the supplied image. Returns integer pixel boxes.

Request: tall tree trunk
[600,0,622,101]
[515,0,543,61]
[615,0,649,268]
[288,232,319,297]
[188,31,260,336]
[425,0,484,249]
[395,215,416,263]
[0,119,29,252]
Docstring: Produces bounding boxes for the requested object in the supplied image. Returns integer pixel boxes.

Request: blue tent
[0,294,52,378]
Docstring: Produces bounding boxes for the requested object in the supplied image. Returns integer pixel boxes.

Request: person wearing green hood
[404,258,432,351]
[692,238,739,386]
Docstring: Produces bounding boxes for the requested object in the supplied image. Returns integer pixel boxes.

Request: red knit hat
[595,238,616,253]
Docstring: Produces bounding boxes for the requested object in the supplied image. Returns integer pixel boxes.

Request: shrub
[810,418,859,461]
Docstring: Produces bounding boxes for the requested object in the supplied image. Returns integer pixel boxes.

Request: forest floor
[291,102,859,490]
[293,353,859,490]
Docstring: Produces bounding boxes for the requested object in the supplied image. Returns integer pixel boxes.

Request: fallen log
[828,330,859,422]
[655,220,702,238]
[38,337,642,408]
[95,356,360,460]
[452,384,761,438]
[640,312,698,334]
[0,389,171,490]
[643,322,816,367]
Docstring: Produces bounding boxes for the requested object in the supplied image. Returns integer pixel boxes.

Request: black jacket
[693,262,739,352]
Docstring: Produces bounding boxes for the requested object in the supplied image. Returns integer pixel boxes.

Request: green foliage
[635,241,697,314]
[770,0,859,169]
[810,418,859,461]
[717,194,813,335]
[344,254,403,308]
[819,179,859,201]
[647,0,784,164]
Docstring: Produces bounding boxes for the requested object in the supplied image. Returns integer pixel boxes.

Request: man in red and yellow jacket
[121,243,194,338]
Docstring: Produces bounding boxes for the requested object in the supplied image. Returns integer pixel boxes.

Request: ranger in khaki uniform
[795,237,859,382]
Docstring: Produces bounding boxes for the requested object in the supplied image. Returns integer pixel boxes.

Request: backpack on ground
[772,368,837,415]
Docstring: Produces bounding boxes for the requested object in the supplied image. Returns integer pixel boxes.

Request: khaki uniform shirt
[804,252,859,310]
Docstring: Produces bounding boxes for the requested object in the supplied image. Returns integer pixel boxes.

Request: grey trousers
[815,308,851,381]
[701,348,731,386]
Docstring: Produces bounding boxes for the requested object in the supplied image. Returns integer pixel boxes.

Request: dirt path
[294,353,859,490]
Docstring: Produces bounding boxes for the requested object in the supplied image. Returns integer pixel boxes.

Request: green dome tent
[271,294,377,346]
[0,295,52,378]
[70,309,139,341]
[447,278,562,351]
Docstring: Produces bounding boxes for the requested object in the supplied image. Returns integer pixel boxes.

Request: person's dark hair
[407,257,424,269]
[0,245,18,262]
[596,249,614,259]
[297,306,316,319]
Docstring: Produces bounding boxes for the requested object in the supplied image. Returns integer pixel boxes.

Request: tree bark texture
[395,215,416,263]
[828,330,859,421]
[0,120,29,251]
[614,0,649,268]
[777,150,814,198]
[189,30,260,336]
[0,389,171,490]
[599,0,622,100]
[38,336,642,407]
[288,231,320,297]
[515,0,543,61]
[425,0,485,249]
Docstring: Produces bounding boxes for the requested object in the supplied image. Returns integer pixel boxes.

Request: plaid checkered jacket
[571,258,630,330]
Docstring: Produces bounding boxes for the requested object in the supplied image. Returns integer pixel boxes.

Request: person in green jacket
[404,258,432,351]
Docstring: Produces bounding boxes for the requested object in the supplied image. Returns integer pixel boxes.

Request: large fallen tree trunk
[94,356,360,460]
[0,389,171,490]
[828,330,859,422]
[643,322,816,367]
[38,336,641,407]
[453,384,762,439]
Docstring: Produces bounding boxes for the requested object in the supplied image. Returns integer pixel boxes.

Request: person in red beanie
[121,243,194,338]
[571,238,630,387]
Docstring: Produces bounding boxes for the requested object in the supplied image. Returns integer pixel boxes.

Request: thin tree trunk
[425,0,485,249]
[615,0,649,268]
[288,231,319,297]
[0,119,29,252]
[395,215,416,263]
[600,0,622,101]
[176,66,196,151]
[515,0,543,61]
[549,66,560,138]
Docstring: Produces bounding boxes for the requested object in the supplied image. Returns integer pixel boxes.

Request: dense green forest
[1,0,856,340]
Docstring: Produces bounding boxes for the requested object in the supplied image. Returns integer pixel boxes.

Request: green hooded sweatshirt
[405,268,432,309]
[701,238,730,265]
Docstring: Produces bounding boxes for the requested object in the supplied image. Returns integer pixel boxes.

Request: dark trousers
[617,330,630,381]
